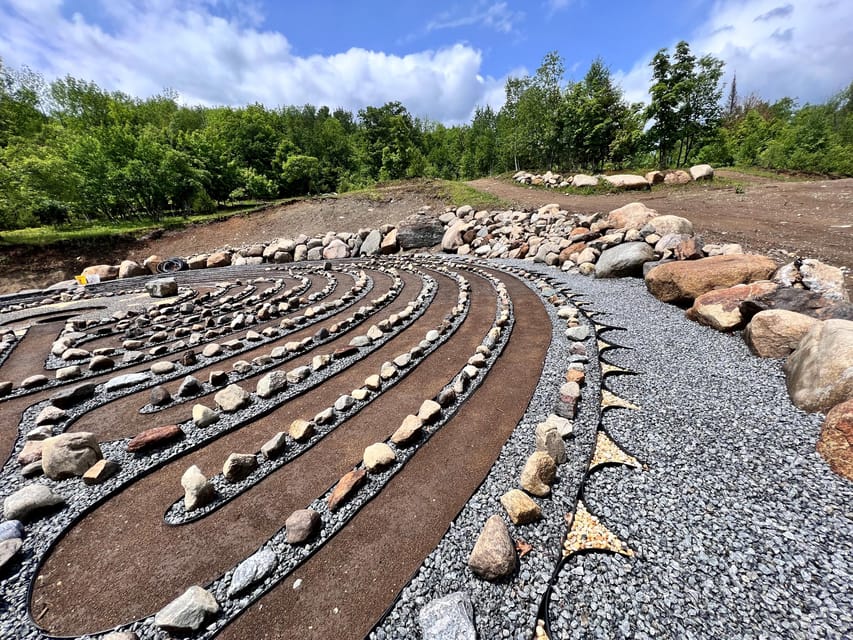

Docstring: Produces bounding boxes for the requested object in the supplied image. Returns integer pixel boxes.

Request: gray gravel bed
[536,270,853,640]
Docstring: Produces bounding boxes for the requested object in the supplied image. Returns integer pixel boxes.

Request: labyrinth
[0,255,850,640]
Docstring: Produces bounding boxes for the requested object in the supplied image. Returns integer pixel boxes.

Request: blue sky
[1,0,851,122]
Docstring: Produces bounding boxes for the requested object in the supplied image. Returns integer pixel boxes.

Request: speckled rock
[418,591,476,640]
[468,515,516,580]
[500,489,542,525]
[40,432,103,480]
[285,508,321,544]
[520,451,557,497]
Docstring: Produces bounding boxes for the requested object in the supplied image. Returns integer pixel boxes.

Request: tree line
[1,41,851,230]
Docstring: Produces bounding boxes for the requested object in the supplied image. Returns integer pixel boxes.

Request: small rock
[500,489,542,525]
[177,375,202,397]
[50,382,96,409]
[363,442,396,472]
[150,385,172,406]
[154,585,219,632]
[88,355,115,372]
[256,371,288,398]
[35,405,66,426]
[215,384,250,412]
[289,419,314,441]
[327,469,367,511]
[418,591,476,640]
[520,451,557,497]
[0,538,22,571]
[104,372,150,392]
[150,361,175,375]
[223,453,258,482]
[417,399,442,423]
[83,459,120,485]
[468,514,516,580]
[535,419,567,464]
[0,520,24,543]
[391,415,423,445]
[227,548,278,597]
[127,424,184,452]
[193,404,220,428]
[285,508,321,544]
[260,432,287,459]
[181,465,216,511]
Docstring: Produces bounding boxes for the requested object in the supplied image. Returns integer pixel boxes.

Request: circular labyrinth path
[0,257,851,640]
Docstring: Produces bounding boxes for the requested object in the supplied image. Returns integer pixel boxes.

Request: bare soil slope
[1,172,850,295]
[469,171,853,273]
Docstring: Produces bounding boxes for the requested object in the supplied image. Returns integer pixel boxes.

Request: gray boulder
[154,585,219,632]
[784,319,853,412]
[146,278,178,298]
[4,484,65,521]
[595,242,655,278]
[41,432,103,480]
[396,216,444,249]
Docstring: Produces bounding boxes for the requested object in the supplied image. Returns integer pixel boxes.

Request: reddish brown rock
[327,469,367,511]
[645,254,778,304]
[285,509,322,544]
[126,425,184,453]
[686,281,778,331]
[816,399,853,481]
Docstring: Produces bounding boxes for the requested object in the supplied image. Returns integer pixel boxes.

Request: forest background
[1,41,851,231]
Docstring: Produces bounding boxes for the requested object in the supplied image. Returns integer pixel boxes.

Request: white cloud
[0,0,508,123]
[427,2,524,35]
[614,0,853,107]
[544,0,574,13]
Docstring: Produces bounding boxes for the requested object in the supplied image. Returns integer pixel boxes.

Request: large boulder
[663,170,692,185]
[380,228,398,254]
[744,310,820,358]
[146,278,178,298]
[359,229,382,256]
[645,254,778,304]
[739,286,853,322]
[81,264,119,282]
[441,221,469,252]
[775,258,850,302]
[595,242,655,279]
[603,174,650,190]
[686,281,778,331]
[784,320,853,413]
[118,260,146,279]
[816,399,853,481]
[606,202,658,230]
[689,164,714,180]
[571,174,599,188]
[322,238,350,260]
[41,432,103,480]
[644,215,694,237]
[396,216,444,249]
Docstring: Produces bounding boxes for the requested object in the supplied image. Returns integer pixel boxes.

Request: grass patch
[436,180,509,210]
[716,166,813,181]
[0,199,297,247]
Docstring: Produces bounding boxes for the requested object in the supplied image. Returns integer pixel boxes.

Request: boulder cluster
[512,164,714,190]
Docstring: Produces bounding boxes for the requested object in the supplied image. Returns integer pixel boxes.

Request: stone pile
[512,164,714,190]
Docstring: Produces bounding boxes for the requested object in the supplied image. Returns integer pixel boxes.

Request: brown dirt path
[32,266,477,634]
[468,173,853,275]
[216,267,548,640]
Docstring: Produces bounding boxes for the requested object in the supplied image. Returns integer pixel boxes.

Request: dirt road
[469,171,853,274]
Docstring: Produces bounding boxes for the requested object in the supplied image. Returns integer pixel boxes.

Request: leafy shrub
[32,200,70,227]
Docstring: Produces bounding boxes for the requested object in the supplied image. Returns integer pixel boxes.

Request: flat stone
[202,343,222,357]
[88,355,115,372]
[363,442,396,472]
[645,254,778,304]
[102,632,139,640]
[565,325,590,341]
[500,489,542,525]
[41,432,103,480]
[260,432,287,460]
[35,405,67,426]
[391,415,423,446]
[686,281,778,331]
[0,538,22,571]
[520,451,557,497]
[21,374,49,388]
[468,514,516,580]
[154,585,219,632]
[50,382,96,409]
[227,548,278,597]
[127,424,184,453]
[83,459,120,485]
[285,508,321,544]
[3,484,65,521]
[104,372,150,392]
[181,465,216,511]
[150,361,175,375]
[214,384,250,412]
[327,468,367,511]
[56,365,81,380]
[419,591,476,640]
[223,453,258,482]
[286,366,311,383]
[289,419,314,442]
[0,520,24,543]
